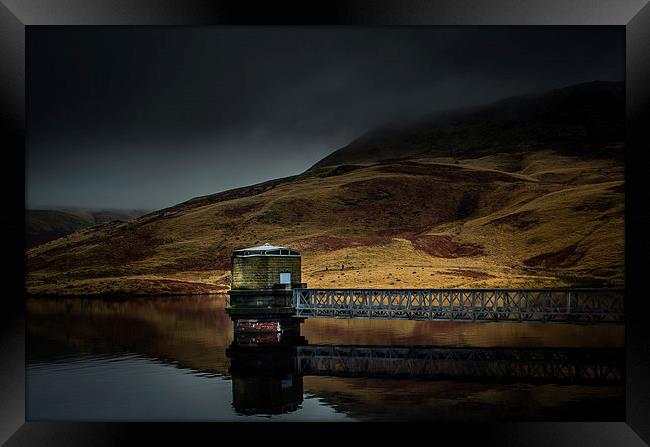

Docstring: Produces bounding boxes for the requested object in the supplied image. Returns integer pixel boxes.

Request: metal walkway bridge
[295,345,623,385]
[292,288,624,324]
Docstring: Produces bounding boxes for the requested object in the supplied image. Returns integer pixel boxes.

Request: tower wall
[231,255,301,290]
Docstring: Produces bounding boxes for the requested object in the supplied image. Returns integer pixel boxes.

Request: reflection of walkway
[296,345,624,385]
[227,339,623,417]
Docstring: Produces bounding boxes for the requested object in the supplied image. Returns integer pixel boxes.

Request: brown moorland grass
[25,150,624,296]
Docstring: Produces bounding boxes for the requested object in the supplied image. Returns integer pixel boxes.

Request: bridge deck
[292,288,624,323]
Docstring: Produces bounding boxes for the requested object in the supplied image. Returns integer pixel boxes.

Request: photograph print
[25,26,625,422]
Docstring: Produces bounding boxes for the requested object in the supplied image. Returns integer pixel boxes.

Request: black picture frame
[2,0,649,444]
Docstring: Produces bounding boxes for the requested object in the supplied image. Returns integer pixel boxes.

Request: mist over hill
[314,81,624,168]
[25,81,625,296]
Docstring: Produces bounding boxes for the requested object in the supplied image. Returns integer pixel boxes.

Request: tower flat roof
[232,242,300,255]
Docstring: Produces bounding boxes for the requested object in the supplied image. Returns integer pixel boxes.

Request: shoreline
[24,291,230,300]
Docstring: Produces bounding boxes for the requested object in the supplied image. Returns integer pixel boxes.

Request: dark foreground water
[26,295,624,422]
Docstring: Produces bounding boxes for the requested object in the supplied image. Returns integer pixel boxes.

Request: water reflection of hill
[27,296,234,375]
[302,316,624,348]
[303,376,624,421]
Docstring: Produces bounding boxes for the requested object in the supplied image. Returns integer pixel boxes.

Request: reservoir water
[26,295,624,422]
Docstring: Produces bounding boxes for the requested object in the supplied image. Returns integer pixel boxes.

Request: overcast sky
[26,26,624,211]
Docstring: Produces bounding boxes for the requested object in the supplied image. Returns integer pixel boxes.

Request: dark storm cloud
[27,26,624,210]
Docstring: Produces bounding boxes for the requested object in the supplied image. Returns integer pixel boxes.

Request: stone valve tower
[225,243,306,337]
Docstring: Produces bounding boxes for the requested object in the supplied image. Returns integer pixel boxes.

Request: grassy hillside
[25,82,624,296]
[25,150,623,296]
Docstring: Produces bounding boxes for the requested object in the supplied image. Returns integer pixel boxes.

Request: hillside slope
[25,81,624,296]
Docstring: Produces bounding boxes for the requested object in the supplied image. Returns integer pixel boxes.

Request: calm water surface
[26,295,624,421]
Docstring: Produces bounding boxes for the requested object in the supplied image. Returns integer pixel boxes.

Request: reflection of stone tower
[227,333,307,416]
[231,373,303,416]
[226,243,306,336]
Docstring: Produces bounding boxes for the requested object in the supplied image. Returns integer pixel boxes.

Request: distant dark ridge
[313,80,624,169]
[25,208,148,248]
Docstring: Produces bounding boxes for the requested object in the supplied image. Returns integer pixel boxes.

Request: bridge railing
[292,288,624,323]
